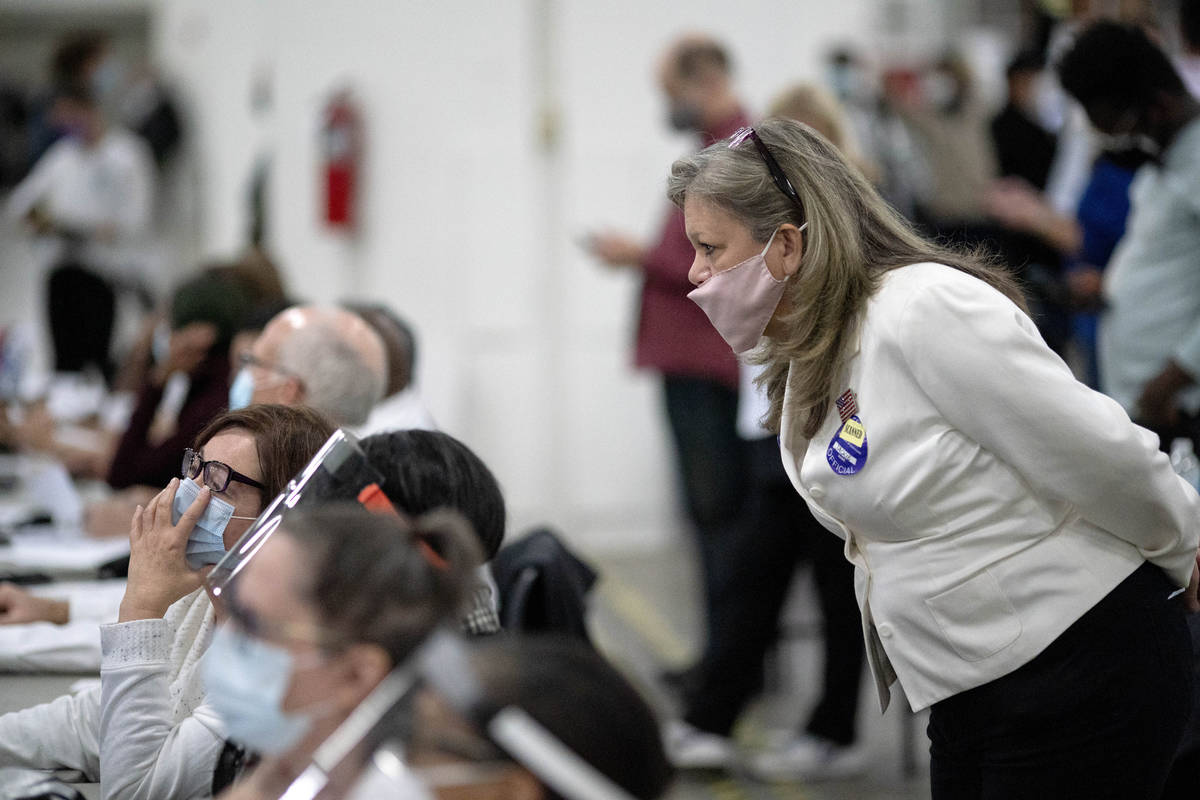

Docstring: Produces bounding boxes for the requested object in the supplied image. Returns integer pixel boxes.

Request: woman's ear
[775,223,806,278]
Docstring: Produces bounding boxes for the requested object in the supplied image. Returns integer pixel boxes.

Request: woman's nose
[688,257,709,287]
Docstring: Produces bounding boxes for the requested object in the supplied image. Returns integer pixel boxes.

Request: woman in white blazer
[668,117,1200,798]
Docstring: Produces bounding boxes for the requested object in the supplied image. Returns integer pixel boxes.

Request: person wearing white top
[1058,20,1200,797]
[5,106,153,283]
[4,85,154,380]
[1058,22,1200,444]
[0,406,333,799]
[668,117,1200,797]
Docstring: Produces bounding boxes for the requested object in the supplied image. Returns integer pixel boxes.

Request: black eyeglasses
[729,126,806,220]
[182,447,265,493]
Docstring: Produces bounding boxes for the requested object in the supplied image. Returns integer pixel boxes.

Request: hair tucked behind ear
[283,504,482,664]
[668,117,1026,437]
[194,404,336,506]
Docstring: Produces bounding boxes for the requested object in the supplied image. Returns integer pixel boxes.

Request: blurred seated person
[200,505,482,798]
[345,302,436,434]
[230,305,386,428]
[106,267,252,490]
[2,266,253,534]
[0,405,334,799]
[362,429,505,634]
[74,256,289,533]
[338,636,675,800]
[227,299,295,378]
[0,406,331,632]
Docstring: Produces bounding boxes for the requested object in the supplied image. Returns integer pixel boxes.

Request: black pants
[47,261,115,381]
[661,376,748,654]
[928,562,1193,800]
[683,437,864,745]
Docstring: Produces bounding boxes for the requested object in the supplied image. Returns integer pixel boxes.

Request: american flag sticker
[836,389,858,423]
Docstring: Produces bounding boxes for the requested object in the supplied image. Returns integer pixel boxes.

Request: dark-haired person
[106,267,253,490]
[362,429,506,634]
[0,405,334,800]
[1060,19,1200,798]
[1058,20,1200,454]
[583,34,750,692]
[991,51,1058,192]
[206,505,482,800]
[344,302,436,434]
[669,116,1199,797]
[346,636,674,800]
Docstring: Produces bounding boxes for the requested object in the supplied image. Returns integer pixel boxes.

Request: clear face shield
[203,428,397,609]
[293,634,641,800]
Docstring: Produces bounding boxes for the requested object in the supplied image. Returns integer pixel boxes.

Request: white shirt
[4,128,154,281]
[0,589,224,800]
[780,263,1200,712]
[1101,117,1200,415]
[354,387,437,437]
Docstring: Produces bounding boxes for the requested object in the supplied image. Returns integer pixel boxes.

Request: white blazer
[779,263,1200,713]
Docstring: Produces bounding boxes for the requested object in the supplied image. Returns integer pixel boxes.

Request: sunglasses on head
[729,126,807,221]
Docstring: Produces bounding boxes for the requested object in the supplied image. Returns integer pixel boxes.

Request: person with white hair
[229,305,386,428]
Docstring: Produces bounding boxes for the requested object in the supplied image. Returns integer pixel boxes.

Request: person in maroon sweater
[587,34,750,688]
[107,268,251,490]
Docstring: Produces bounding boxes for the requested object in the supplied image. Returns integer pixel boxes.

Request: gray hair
[277,320,385,427]
[667,117,1026,437]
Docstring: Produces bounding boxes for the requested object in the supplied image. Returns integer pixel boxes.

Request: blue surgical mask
[172,477,251,570]
[228,367,254,410]
[202,625,327,755]
[152,322,171,366]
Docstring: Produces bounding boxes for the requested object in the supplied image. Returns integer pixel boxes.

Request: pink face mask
[687,225,805,354]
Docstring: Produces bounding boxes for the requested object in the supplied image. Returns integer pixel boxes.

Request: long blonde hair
[667,117,1026,437]
[767,83,879,184]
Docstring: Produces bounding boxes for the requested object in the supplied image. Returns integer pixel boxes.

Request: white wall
[149,0,945,553]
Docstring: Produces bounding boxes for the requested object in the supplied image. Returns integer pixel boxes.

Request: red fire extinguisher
[321,90,361,231]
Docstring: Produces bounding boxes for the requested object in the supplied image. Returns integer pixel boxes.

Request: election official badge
[827,390,867,476]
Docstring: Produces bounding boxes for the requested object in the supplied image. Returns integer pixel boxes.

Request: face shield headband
[203,428,398,607]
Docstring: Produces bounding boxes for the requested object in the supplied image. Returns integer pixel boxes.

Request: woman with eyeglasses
[670,117,1200,797]
[204,504,480,800]
[0,404,334,800]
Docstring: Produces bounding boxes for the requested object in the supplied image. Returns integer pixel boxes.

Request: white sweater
[0,588,225,800]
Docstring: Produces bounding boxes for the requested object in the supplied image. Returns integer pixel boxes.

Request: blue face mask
[152,323,171,366]
[202,624,325,755]
[172,477,251,570]
[228,367,254,410]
